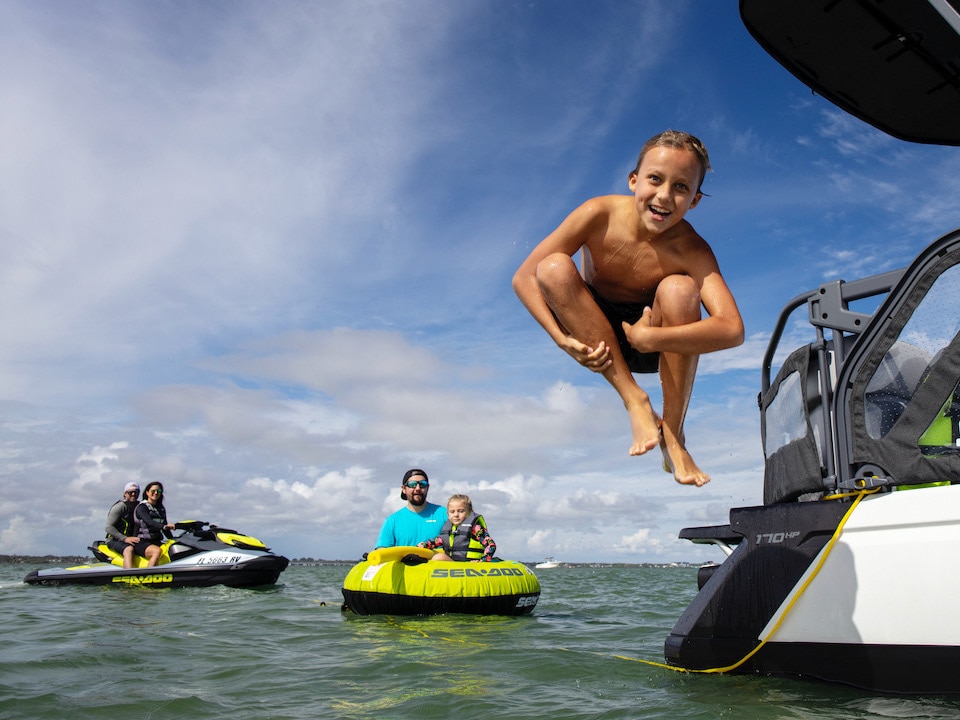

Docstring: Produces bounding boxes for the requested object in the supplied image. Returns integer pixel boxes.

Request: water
[2,563,959,719]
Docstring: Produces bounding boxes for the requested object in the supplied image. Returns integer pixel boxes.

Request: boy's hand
[561,337,612,372]
[622,308,655,352]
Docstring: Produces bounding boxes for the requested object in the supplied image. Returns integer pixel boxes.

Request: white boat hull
[768,485,960,647]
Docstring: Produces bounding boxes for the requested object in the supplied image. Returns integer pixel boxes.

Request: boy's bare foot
[626,401,661,456]
[660,429,710,486]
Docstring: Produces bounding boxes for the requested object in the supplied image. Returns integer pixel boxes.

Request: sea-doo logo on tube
[515,595,539,608]
[430,567,527,578]
[112,574,174,585]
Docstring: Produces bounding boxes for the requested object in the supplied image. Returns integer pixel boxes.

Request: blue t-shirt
[375,502,447,548]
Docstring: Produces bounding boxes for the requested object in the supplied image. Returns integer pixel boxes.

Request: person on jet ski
[104,481,140,569]
[133,481,175,567]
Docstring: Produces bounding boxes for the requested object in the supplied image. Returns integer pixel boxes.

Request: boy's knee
[658,274,697,296]
[656,275,700,320]
[535,253,579,290]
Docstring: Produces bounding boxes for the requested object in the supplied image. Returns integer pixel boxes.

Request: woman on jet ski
[133,481,175,568]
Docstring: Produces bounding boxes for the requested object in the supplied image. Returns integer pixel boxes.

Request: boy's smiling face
[628,146,703,235]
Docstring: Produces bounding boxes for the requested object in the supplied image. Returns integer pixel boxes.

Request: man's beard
[408,494,426,507]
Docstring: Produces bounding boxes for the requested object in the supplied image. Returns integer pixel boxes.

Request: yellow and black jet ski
[23,520,289,589]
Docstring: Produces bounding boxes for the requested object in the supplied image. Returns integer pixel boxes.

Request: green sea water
[2,562,958,719]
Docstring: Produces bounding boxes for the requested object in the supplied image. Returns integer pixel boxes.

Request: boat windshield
[864,263,960,446]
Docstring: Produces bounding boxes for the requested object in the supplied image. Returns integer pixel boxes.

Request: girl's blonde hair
[447,494,473,513]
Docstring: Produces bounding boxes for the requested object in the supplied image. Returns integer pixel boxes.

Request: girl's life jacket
[439,512,494,561]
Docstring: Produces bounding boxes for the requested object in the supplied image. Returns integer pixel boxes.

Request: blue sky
[3,1,960,564]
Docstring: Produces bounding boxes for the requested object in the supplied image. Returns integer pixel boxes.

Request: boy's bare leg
[536,254,661,455]
[660,351,709,486]
[652,275,710,486]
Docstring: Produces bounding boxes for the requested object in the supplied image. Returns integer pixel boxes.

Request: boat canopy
[739,0,960,145]
[762,228,960,502]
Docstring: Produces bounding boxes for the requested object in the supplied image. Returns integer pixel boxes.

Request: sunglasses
[147,489,163,495]
[404,480,429,489]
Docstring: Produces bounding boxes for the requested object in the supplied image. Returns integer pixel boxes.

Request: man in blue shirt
[374,468,447,548]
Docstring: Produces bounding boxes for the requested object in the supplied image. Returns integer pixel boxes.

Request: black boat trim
[666,494,869,671]
[730,640,960,695]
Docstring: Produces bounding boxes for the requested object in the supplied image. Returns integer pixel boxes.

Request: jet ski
[665,1,960,694]
[23,520,289,589]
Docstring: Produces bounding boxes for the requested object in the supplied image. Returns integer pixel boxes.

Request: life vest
[135,501,167,542]
[439,512,487,561]
[105,499,137,539]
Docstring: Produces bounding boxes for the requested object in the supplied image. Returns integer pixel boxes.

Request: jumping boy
[512,130,743,486]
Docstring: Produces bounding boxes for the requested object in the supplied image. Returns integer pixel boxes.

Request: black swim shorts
[105,538,130,554]
[132,539,158,557]
[586,284,660,374]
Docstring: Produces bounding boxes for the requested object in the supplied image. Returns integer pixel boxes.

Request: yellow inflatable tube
[341,547,541,616]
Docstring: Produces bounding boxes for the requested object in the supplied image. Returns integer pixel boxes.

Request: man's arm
[104,503,126,541]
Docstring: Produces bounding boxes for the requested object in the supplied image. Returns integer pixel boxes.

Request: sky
[3,1,960,565]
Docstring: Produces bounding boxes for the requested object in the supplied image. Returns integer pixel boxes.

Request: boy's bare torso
[579,195,711,304]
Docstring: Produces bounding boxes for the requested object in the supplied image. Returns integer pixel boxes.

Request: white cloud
[72,441,133,489]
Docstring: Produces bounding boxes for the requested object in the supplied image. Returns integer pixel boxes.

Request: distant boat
[534,558,560,569]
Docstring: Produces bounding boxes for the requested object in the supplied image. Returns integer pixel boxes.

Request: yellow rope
[616,488,879,674]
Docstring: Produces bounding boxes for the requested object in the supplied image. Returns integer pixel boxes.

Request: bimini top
[740,0,960,146]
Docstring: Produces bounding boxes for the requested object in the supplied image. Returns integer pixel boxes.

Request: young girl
[419,494,496,562]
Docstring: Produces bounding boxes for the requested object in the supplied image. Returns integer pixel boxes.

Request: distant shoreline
[2,554,90,565]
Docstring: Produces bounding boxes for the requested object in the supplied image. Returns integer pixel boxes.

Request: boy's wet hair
[631,130,711,193]
[447,493,473,513]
